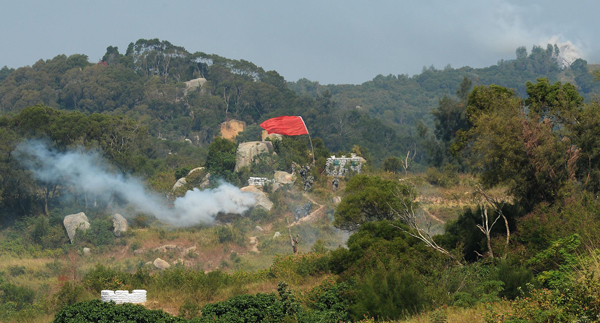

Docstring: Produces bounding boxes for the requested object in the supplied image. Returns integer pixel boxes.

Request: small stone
[273,232,281,239]
[332,196,342,205]
[255,226,264,231]
[83,247,91,256]
[134,248,146,255]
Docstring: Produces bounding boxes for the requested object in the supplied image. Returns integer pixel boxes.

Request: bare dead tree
[402,146,417,174]
[390,190,463,266]
[288,228,300,254]
[474,185,509,259]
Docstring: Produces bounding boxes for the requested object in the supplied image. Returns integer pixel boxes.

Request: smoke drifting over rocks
[14,140,256,226]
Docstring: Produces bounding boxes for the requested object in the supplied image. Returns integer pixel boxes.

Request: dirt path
[288,193,325,227]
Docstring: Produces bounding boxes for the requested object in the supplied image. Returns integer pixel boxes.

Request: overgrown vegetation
[0,39,600,323]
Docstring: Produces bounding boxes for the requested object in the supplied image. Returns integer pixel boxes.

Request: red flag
[260,116,309,136]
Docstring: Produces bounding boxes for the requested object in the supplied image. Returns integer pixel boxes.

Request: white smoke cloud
[543,36,582,68]
[14,140,256,226]
[461,0,585,67]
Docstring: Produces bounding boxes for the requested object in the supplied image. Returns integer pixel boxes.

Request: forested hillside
[290,44,600,140]
[0,39,410,167]
[2,39,600,323]
[3,40,599,170]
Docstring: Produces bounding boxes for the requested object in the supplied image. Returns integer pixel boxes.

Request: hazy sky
[1,0,598,84]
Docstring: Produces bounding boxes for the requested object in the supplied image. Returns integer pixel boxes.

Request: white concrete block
[100,289,147,304]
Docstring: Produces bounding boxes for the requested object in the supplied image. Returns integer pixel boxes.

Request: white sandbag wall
[101,290,147,304]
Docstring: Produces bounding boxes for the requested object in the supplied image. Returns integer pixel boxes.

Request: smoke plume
[14,140,256,226]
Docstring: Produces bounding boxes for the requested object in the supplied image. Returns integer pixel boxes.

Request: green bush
[53,281,92,311]
[0,281,36,311]
[82,264,133,293]
[351,260,427,321]
[303,278,352,322]
[77,217,115,247]
[215,225,243,245]
[269,253,330,281]
[175,166,191,180]
[383,156,402,173]
[425,166,459,188]
[53,299,184,323]
[7,265,26,277]
[493,261,533,300]
[429,307,448,323]
[248,208,271,223]
[200,293,285,323]
[178,298,200,319]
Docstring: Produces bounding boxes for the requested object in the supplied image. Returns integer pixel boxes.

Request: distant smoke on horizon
[544,36,582,68]
[14,140,256,226]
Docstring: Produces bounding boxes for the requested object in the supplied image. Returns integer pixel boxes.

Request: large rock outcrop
[240,186,273,211]
[172,177,187,191]
[184,78,206,95]
[64,212,90,244]
[274,171,294,184]
[153,258,171,270]
[220,120,246,141]
[172,168,211,192]
[111,213,128,237]
[261,130,282,141]
[234,141,273,172]
[188,167,204,176]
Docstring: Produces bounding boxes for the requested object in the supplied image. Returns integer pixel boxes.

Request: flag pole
[299,117,315,165]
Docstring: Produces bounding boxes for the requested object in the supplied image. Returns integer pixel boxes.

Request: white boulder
[240,186,273,211]
[111,213,128,237]
[63,212,90,244]
[153,258,171,270]
[234,141,273,172]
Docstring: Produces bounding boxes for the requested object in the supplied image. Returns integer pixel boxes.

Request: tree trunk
[502,214,510,260]
[44,184,50,216]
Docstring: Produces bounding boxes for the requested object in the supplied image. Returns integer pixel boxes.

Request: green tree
[334,175,414,231]
[461,80,587,209]
[382,156,402,172]
[205,137,238,183]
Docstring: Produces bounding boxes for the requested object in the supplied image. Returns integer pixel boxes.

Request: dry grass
[397,302,512,323]
[145,274,330,316]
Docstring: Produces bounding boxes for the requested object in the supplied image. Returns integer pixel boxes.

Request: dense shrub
[215,225,244,245]
[77,217,115,247]
[52,281,92,311]
[350,260,427,321]
[329,220,443,276]
[302,277,353,322]
[0,282,36,311]
[516,194,600,256]
[493,261,534,300]
[425,165,459,188]
[269,253,330,281]
[82,264,135,293]
[200,293,285,323]
[174,166,191,180]
[53,299,184,323]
